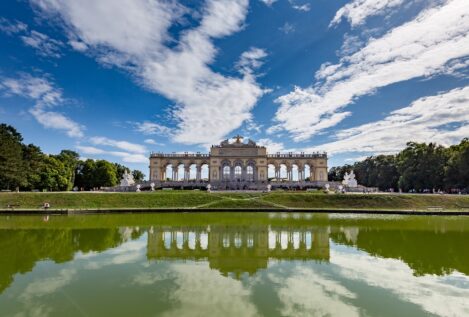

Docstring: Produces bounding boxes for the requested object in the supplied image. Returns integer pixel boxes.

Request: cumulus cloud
[308,86,469,155]
[330,0,405,27]
[89,136,147,154]
[30,0,266,145]
[236,47,268,75]
[273,0,469,141]
[0,74,84,137]
[77,137,149,163]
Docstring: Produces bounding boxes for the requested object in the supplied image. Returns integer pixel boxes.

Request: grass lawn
[1,191,469,212]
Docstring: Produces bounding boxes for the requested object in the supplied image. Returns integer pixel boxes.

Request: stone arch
[246,159,256,181]
[221,159,232,181]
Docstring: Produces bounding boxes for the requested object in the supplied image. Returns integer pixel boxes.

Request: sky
[0,0,468,177]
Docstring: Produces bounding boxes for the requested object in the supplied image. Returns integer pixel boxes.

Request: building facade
[149,136,328,187]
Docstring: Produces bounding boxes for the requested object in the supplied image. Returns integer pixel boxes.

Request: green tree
[132,170,145,182]
[54,150,80,190]
[397,142,447,191]
[94,160,118,188]
[445,139,469,191]
[75,159,97,190]
[22,144,45,190]
[36,156,69,191]
[328,165,352,182]
[0,124,25,189]
[353,155,399,190]
[114,163,130,182]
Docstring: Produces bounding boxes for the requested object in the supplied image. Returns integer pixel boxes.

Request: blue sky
[1,0,468,176]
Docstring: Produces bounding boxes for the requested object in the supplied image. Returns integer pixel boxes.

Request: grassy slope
[1,191,469,211]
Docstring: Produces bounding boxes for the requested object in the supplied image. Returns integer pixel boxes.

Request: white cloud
[0,74,84,137]
[31,0,265,145]
[89,136,147,154]
[257,138,286,153]
[144,138,164,146]
[76,145,148,163]
[279,22,295,34]
[259,0,277,6]
[330,0,405,27]
[308,86,469,155]
[0,17,28,35]
[21,30,63,58]
[0,18,64,58]
[68,40,87,52]
[78,136,149,163]
[133,121,172,136]
[236,47,267,75]
[273,0,469,141]
[289,1,311,12]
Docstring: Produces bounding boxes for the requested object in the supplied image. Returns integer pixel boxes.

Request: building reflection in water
[147,225,330,278]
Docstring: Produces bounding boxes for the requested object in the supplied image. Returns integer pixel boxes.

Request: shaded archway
[165,163,175,181]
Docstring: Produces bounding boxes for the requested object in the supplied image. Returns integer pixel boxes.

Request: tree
[94,160,118,188]
[114,163,130,182]
[397,142,447,191]
[353,155,399,190]
[0,124,26,189]
[132,170,145,182]
[445,139,469,191]
[54,150,80,190]
[75,159,97,190]
[36,156,69,191]
[328,165,352,182]
[22,144,45,190]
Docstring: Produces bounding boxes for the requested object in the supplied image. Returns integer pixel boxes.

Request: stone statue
[342,170,358,188]
[120,170,135,187]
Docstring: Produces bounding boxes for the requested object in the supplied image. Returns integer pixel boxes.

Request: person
[43,202,50,209]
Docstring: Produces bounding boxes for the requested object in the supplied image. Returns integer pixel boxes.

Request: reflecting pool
[1,212,468,316]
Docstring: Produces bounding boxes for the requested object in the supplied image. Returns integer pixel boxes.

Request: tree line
[328,140,469,192]
[0,124,145,191]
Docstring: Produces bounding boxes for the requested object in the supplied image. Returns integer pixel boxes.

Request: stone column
[310,167,316,181]
[184,165,190,181]
[196,165,202,181]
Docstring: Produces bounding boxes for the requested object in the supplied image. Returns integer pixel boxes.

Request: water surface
[1,212,468,317]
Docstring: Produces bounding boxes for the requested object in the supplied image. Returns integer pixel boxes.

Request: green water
[0,213,468,317]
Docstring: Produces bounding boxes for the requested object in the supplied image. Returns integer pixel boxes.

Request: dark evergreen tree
[0,124,26,189]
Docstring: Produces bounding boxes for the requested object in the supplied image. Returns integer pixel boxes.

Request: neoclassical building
[149,136,328,188]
